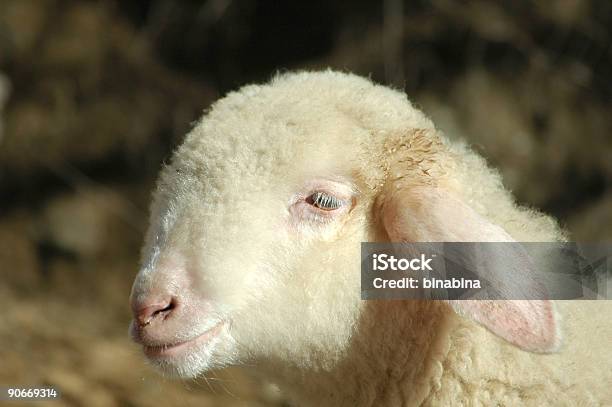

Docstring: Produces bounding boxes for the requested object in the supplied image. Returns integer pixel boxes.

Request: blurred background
[1,0,611,406]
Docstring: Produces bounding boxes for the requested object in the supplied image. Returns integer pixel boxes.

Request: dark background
[1,1,611,406]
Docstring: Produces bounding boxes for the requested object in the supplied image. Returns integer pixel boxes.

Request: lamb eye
[307,192,344,211]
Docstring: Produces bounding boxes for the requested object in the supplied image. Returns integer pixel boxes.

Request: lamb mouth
[143,322,224,358]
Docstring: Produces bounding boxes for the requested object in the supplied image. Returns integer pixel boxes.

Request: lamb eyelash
[311,192,344,210]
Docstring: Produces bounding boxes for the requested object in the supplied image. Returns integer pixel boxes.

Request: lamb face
[129,72,428,377]
[129,71,559,381]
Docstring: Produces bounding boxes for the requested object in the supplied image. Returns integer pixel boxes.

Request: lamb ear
[381,186,560,353]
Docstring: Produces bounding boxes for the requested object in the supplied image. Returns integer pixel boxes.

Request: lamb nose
[134,297,176,327]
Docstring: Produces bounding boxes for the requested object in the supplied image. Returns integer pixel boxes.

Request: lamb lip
[142,322,224,358]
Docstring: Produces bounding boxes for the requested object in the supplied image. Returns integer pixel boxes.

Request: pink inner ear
[451,300,559,353]
[382,186,560,353]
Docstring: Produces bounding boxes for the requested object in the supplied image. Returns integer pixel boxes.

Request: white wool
[137,70,611,406]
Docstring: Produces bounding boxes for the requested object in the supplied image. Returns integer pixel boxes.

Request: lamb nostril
[157,301,173,313]
[152,301,175,320]
[135,297,177,327]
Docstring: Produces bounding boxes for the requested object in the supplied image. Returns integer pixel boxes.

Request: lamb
[129,70,612,406]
